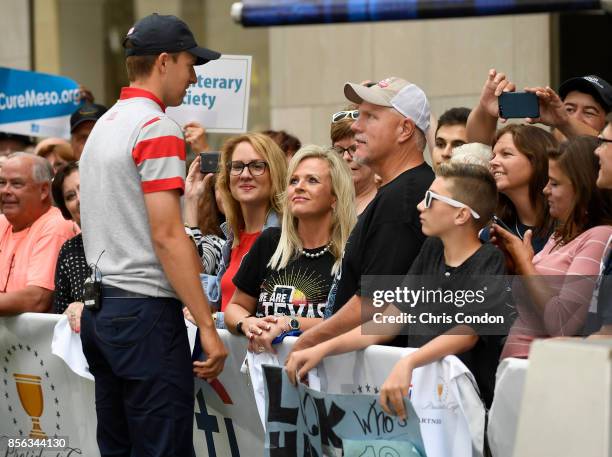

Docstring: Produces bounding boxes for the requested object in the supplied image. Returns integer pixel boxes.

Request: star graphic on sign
[4,392,8,399]
[357,386,363,393]
[365,384,371,392]
[40,360,44,366]
[26,345,31,351]
[45,371,49,378]
[6,350,11,356]
[13,418,16,424]
[3,379,6,386]
[352,391,356,395]
[11,345,16,351]
[3,357,8,363]
[18,344,23,350]
[18,430,23,436]
[374,387,379,394]
[50,384,55,391]
[56,411,61,418]
[54,397,59,405]
[8,405,12,412]
[34,350,38,357]
[3,366,7,373]
[56,423,61,430]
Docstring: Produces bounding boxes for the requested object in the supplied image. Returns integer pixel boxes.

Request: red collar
[119,87,166,112]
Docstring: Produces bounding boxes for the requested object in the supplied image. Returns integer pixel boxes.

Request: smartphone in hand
[498,92,539,119]
[199,152,220,174]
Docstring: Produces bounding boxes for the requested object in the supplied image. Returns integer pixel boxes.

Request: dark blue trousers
[81,292,194,457]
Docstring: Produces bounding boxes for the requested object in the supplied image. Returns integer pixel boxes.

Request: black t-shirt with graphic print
[233,227,334,319]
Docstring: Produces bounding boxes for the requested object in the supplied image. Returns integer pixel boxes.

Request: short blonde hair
[217,133,287,247]
[450,142,492,168]
[268,145,357,275]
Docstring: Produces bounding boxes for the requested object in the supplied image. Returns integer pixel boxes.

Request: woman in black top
[52,162,88,332]
[224,146,357,353]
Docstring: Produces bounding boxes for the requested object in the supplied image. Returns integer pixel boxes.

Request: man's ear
[157,52,171,74]
[398,117,416,143]
[40,181,51,203]
[454,206,472,226]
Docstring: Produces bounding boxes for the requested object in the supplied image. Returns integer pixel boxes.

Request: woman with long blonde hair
[185,133,287,319]
[224,145,357,353]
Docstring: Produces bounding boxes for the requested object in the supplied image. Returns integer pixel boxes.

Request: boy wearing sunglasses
[286,162,507,414]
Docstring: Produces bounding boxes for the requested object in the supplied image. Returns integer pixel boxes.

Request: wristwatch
[287,317,300,331]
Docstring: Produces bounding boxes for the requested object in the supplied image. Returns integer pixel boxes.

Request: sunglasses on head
[424,190,480,219]
[332,110,359,123]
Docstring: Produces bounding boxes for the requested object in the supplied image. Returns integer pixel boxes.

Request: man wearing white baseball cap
[290,77,435,352]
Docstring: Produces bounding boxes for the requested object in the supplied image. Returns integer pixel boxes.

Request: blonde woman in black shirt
[222,146,357,354]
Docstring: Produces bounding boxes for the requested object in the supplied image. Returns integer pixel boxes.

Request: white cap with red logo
[344,77,431,133]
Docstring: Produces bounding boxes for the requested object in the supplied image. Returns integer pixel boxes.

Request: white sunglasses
[424,190,480,219]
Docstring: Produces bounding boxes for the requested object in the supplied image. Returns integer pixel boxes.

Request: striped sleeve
[541,226,612,337]
[132,116,186,194]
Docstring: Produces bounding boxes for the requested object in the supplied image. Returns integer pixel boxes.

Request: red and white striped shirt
[80,87,186,298]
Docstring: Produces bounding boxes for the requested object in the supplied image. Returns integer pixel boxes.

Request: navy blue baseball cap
[123,13,221,66]
[559,75,612,113]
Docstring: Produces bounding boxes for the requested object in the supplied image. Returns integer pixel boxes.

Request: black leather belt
[101,286,149,299]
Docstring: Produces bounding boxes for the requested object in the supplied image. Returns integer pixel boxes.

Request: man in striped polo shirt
[79,14,227,457]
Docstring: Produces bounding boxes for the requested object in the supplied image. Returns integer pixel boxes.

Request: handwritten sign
[263,365,426,457]
[166,55,252,133]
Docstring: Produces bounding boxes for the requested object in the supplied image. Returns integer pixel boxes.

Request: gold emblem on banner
[13,373,47,438]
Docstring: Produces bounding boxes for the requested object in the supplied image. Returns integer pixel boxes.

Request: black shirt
[326,163,434,315]
[406,237,508,408]
[233,228,334,318]
[480,219,550,254]
[53,233,89,314]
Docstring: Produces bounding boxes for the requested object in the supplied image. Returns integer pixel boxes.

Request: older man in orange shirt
[0,152,78,314]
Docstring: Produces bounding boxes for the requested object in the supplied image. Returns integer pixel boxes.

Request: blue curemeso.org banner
[237,0,601,26]
[0,67,81,124]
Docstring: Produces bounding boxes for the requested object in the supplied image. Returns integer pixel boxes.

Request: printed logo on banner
[2,343,64,438]
[194,379,241,457]
[0,67,81,139]
[0,342,82,454]
[165,55,252,134]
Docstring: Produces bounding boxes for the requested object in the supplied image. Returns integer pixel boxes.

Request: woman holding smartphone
[467,70,558,254]
[223,146,356,353]
[494,136,612,358]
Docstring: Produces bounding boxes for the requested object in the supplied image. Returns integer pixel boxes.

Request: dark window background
[554,12,612,89]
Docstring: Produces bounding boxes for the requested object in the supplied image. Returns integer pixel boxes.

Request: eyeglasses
[228,160,268,176]
[597,136,612,147]
[424,190,480,219]
[332,144,357,157]
[332,110,359,123]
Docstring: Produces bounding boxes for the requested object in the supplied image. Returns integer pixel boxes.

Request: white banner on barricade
[487,358,529,457]
[1,314,485,456]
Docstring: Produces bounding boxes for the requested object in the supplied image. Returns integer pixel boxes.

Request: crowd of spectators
[1,13,611,444]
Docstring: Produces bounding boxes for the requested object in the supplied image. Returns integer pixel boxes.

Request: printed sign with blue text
[166,55,252,134]
[0,67,81,139]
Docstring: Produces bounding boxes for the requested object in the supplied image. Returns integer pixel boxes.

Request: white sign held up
[167,54,252,134]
